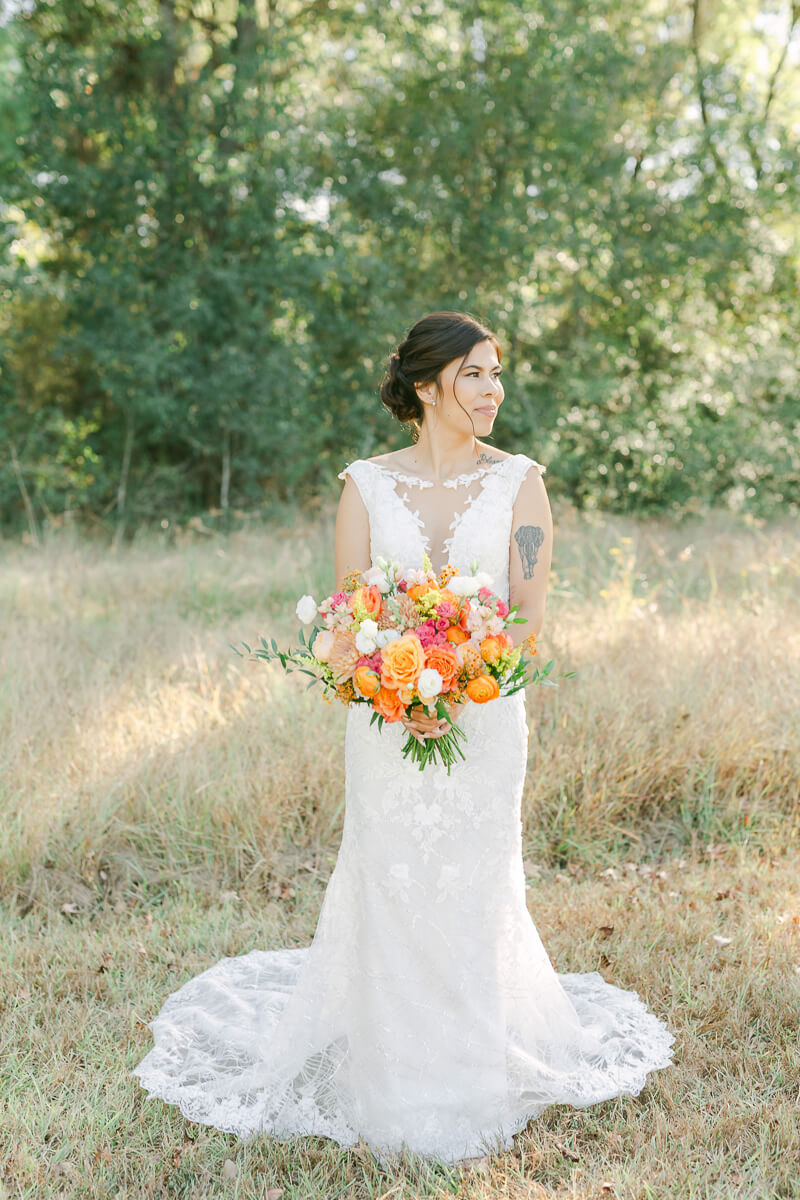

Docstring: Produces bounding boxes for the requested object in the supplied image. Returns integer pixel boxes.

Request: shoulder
[475,445,547,487]
[363,449,414,469]
[475,444,546,475]
[337,457,371,481]
[337,450,411,478]
[500,451,548,514]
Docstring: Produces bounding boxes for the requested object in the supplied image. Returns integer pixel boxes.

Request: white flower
[404,567,430,587]
[417,668,444,700]
[362,565,392,594]
[355,628,377,654]
[295,594,318,624]
[359,618,378,638]
[386,559,405,583]
[447,575,479,597]
[376,628,401,648]
[473,571,493,590]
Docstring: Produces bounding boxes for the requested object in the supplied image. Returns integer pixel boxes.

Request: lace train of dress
[131,455,675,1162]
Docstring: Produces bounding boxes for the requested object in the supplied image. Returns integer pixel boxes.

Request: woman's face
[426,338,504,436]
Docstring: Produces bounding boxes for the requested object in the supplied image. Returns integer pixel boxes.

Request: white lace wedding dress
[131,453,675,1162]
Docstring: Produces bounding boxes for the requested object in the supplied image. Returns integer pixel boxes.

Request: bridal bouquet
[233,556,558,773]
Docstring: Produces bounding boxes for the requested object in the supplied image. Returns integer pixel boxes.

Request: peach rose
[354,666,381,698]
[480,633,512,664]
[380,632,426,691]
[466,674,500,703]
[423,645,460,692]
[373,684,408,723]
[445,625,468,646]
[348,584,382,618]
[313,629,335,661]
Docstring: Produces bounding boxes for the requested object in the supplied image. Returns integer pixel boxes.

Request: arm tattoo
[514,524,545,579]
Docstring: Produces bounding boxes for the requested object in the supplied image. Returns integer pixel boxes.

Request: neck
[410,424,478,482]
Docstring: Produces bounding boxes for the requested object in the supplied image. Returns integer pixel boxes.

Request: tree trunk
[113,411,134,548]
[9,441,40,547]
[220,427,231,525]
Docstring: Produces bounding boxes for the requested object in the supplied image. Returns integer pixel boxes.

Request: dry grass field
[1,505,798,1200]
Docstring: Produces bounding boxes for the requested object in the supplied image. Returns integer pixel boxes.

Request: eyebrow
[462,363,502,371]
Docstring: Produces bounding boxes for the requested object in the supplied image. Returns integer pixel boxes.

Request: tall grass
[1,506,797,915]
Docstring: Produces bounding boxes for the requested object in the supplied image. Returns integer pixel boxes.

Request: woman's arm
[508,466,553,646]
[334,475,371,590]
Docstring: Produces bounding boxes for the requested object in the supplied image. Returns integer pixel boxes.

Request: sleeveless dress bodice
[336,453,545,602]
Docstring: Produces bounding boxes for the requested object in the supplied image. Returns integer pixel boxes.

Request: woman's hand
[401,698,466,743]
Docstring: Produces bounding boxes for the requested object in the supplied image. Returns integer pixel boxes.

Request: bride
[132,310,675,1163]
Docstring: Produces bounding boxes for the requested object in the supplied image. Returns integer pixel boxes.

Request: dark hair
[380,311,502,427]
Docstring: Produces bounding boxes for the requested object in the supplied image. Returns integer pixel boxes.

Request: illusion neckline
[363,455,520,490]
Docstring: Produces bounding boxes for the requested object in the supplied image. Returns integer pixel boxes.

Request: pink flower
[478,587,493,602]
[416,620,438,647]
[496,599,509,618]
[436,602,455,620]
[435,618,449,632]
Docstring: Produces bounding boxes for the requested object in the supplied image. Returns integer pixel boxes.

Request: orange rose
[480,633,512,664]
[407,583,441,603]
[466,674,500,704]
[348,584,382,618]
[423,645,460,692]
[372,685,408,723]
[445,626,469,646]
[354,666,381,698]
[459,599,471,630]
[380,632,426,691]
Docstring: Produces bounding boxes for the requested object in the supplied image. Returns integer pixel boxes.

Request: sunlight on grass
[1,506,798,1198]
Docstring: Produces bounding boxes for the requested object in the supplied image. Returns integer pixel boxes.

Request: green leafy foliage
[1,0,798,532]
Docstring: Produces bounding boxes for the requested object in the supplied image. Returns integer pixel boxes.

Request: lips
[475,407,497,416]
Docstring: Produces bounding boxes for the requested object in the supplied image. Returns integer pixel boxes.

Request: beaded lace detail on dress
[131,451,676,1163]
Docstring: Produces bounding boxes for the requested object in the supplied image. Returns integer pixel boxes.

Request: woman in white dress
[132,310,675,1163]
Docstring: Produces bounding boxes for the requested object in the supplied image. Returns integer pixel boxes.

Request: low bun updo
[380,310,501,428]
[380,350,423,424]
